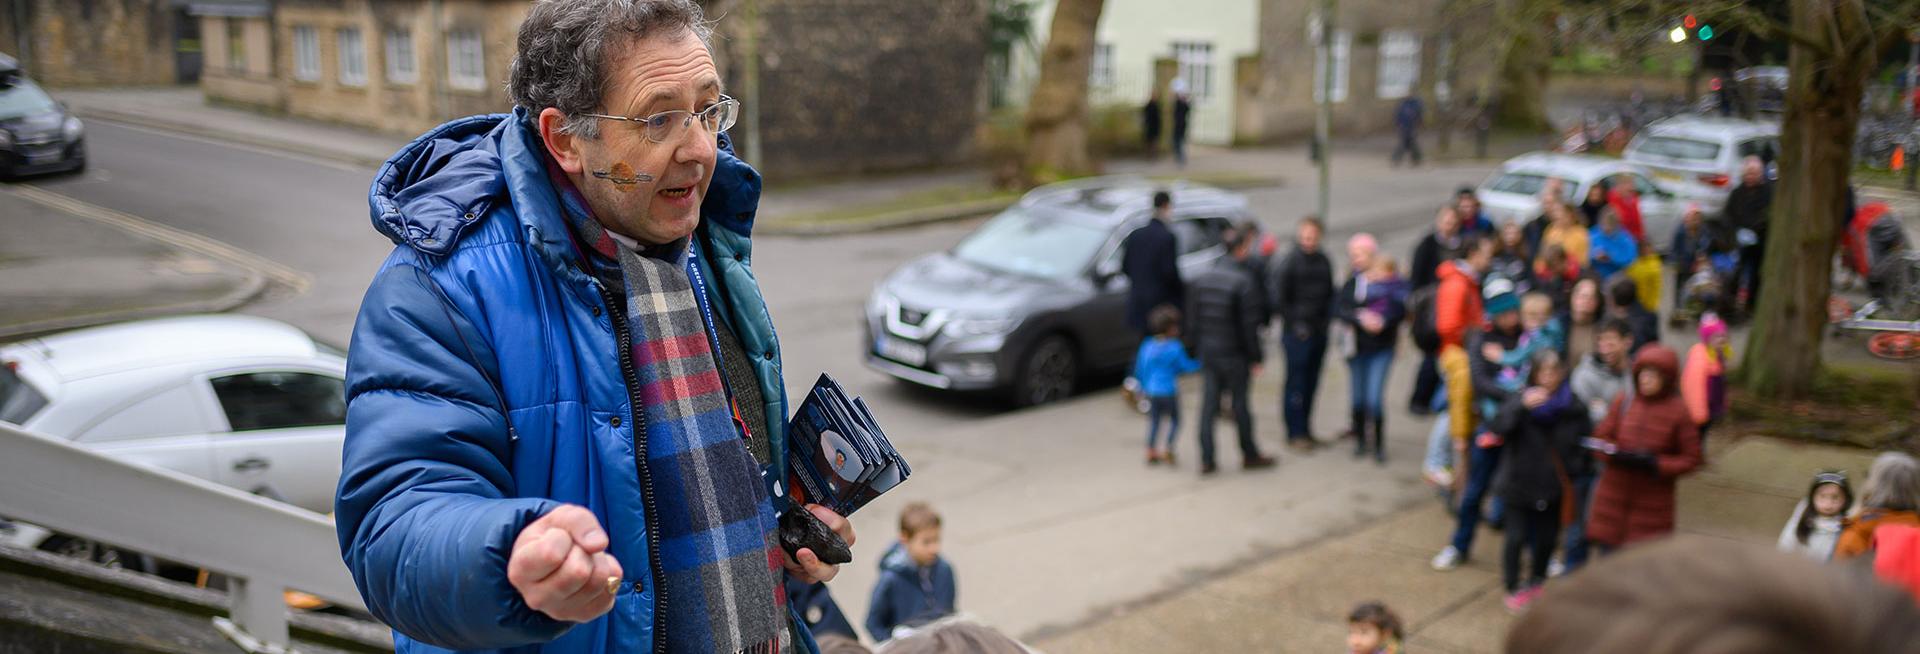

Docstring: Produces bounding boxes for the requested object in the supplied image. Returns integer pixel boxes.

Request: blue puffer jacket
[335,109,808,654]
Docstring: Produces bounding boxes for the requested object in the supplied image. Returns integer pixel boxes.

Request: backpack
[1408,285,1441,351]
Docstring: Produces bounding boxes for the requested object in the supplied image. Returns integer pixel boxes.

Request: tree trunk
[1493,28,1552,132]
[1022,0,1105,185]
[1739,0,1873,399]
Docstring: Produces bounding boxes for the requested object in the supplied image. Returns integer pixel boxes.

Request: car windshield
[0,364,48,425]
[1635,136,1722,162]
[0,80,57,121]
[1484,172,1577,203]
[952,207,1112,279]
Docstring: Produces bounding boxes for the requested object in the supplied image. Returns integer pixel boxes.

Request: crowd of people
[1120,167,1783,614]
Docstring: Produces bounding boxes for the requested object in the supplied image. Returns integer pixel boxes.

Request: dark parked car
[864,178,1252,406]
[0,53,86,179]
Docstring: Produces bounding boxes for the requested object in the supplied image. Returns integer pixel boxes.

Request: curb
[757,176,1284,238]
[72,107,391,169]
[0,185,308,339]
[0,271,267,341]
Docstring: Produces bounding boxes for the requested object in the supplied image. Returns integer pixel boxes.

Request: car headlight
[0,130,11,148]
[61,117,83,142]
[943,316,1019,338]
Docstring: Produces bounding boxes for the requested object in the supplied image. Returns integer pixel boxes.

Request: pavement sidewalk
[0,187,260,339]
[1028,433,1879,653]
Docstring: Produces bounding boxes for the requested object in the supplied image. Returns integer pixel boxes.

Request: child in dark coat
[1587,345,1704,551]
[1490,350,1591,613]
[866,502,957,643]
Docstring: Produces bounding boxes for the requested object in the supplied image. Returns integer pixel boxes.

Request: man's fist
[508,505,623,623]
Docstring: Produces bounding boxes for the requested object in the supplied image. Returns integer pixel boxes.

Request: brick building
[194,0,989,178]
[1235,0,1495,143]
[195,0,523,138]
[0,0,188,87]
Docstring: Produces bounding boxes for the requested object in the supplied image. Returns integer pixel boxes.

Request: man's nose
[671,120,718,164]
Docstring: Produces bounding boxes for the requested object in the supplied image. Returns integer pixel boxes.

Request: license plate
[25,149,60,165]
[875,336,927,366]
[1652,170,1685,182]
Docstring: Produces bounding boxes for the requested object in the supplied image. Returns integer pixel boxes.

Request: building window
[337,27,367,87]
[1434,35,1454,103]
[447,30,487,91]
[293,25,320,82]
[385,29,417,84]
[1172,40,1213,99]
[1089,42,1114,89]
[1377,31,1421,100]
[226,18,246,71]
[1312,29,1351,103]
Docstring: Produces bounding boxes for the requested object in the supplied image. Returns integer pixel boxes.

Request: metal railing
[0,422,365,650]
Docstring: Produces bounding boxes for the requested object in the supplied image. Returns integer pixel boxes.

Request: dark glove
[779,507,852,565]
[1610,450,1659,472]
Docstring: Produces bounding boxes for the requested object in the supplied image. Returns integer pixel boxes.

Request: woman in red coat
[1586,344,1703,551]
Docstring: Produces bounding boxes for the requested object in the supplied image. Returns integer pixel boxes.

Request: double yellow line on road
[4,183,312,295]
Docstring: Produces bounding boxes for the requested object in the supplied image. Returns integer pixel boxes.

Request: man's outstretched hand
[783,504,855,584]
[508,505,624,623]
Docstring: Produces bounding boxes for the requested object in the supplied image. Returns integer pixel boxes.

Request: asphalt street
[16,118,1500,641]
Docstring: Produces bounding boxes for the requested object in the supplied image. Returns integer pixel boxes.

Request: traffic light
[1670,26,1688,43]
[1684,15,1698,29]
[1698,24,1714,40]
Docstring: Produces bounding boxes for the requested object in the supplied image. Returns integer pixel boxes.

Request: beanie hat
[1699,312,1728,343]
[1483,277,1520,315]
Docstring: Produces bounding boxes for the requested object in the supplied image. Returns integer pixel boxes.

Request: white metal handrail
[0,422,365,649]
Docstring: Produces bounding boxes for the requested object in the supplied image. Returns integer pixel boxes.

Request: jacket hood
[879,541,924,575]
[1437,260,1478,285]
[1632,344,1681,396]
[368,108,763,258]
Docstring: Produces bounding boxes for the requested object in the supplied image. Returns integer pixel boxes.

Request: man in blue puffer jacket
[335,2,852,652]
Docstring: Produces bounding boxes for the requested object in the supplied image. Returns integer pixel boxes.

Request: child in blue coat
[866,502,958,643]
[1134,304,1204,465]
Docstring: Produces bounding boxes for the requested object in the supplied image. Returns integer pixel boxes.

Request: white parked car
[1624,115,1779,216]
[1476,152,1690,249]
[0,315,347,516]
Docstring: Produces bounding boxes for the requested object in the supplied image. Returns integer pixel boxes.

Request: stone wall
[0,0,178,87]
[732,0,988,178]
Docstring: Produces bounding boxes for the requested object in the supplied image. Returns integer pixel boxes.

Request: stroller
[1680,250,1740,322]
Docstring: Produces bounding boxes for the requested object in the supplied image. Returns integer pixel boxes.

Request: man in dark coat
[1186,227,1279,475]
[1142,93,1163,156]
[1723,156,1772,315]
[1171,84,1193,168]
[1271,217,1335,450]
[1408,206,1465,414]
[1122,191,1184,336]
[1392,96,1424,167]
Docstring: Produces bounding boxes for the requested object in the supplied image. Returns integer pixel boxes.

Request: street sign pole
[1316,0,1336,222]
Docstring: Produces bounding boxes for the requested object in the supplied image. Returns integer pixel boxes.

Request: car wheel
[1013,335,1077,407]
[38,534,153,574]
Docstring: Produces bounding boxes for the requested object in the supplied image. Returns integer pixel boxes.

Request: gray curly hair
[507,0,713,139]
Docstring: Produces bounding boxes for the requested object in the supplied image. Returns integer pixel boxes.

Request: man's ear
[537,107,586,175]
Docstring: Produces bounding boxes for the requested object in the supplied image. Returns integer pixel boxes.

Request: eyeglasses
[580,96,739,143]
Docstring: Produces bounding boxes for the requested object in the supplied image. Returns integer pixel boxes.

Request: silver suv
[1624,115,1778,216]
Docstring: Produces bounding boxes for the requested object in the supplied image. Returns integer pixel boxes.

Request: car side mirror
[1092,260,1122,288]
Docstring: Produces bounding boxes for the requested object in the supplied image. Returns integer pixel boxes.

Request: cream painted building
[1007,0,1260,146]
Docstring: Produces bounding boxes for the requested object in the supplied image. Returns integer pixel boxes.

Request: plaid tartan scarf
[547,161,789,653]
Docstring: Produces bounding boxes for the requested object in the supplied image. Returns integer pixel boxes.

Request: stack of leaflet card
[785,374,911,517]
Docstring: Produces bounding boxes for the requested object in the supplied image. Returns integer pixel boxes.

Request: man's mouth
[659,186,693,199]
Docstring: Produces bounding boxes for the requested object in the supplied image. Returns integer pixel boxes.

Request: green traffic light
[1699,25,1714,40]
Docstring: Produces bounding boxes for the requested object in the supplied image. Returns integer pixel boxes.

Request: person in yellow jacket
[1625,242,1664,313]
